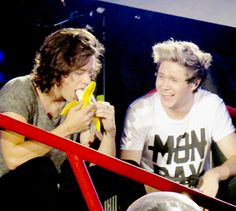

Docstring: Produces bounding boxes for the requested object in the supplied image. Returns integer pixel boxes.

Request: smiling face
[57,56,96,102]
[156,60,200,113]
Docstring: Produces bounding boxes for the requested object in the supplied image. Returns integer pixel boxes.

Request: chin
[161,98,174,108]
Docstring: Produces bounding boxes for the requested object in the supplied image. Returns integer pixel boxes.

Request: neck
[164,95,194,120]
[34,84,65,118]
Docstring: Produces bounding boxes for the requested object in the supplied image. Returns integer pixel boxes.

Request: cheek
[155,78,159,88]
[60,75,71,86]
[71,73,85,85]
[64,74,80,86]
[60,78,74,93]
[177,87,191,98]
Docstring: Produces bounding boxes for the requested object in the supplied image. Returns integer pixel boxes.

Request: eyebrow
[77,68,89,72]
[157,72,186,81]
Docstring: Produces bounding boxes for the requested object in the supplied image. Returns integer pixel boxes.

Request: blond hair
[152,39,212,85]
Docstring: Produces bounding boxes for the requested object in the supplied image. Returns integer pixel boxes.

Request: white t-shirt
[120,89,235,183]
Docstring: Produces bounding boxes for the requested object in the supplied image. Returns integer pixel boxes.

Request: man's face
[59,56,95,102]
[156,60,197,111]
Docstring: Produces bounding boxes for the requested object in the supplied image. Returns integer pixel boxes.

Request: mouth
[161,92,174,102]
[75,82,97,103]
[75,89,84,101]
[161,92,174,97]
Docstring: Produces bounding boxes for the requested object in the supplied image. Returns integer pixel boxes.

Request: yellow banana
[60,101,79,116]
[60,81,102,131]
[80,81,96,108]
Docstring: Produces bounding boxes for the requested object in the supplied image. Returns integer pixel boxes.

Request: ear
[190,79,201,91]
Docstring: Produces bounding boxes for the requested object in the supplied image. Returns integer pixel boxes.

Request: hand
[196,168,220,198]
[94,101,116,137]
[80,126,96,146]
[63,101,96,135]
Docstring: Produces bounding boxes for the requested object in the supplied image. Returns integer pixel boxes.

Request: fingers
[64,102,96,133]
[71,101,93,112]
[93,101,116,135]
[65,100,115,134]
[94,102,115,118]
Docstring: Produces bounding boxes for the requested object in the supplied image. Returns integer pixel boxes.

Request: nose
[157,77,171,90]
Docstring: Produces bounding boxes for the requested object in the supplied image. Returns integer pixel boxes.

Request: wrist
[213,166,229,181]
[53,122,73,138]
[105,129,116,138]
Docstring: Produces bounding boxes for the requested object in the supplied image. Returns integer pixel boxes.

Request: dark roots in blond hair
[152,39,212,87]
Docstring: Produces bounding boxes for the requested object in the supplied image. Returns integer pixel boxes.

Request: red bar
[67,153,103,211]
[0,113,236,210]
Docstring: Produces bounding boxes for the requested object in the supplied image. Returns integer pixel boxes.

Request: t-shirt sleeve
[0,78,34,121]
[211,98,235,142]
[120,101,151,151]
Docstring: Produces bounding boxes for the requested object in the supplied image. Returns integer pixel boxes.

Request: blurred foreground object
[127,191,201,211]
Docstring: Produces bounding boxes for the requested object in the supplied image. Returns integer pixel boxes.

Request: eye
[157,74,164,79]
[75,70,84,75]
[157,73,163,78]
[171,78,178,83]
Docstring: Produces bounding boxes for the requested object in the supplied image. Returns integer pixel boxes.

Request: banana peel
[60,81,101,131]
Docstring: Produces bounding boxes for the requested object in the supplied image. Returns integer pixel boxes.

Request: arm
[120,101,148,163]
[121,149,157,193]
[0,102,96,170]
[197,132,236,197]
[79,101,116,157]
[120,149,143,165]
[119,102,152,192]
[94,101,116,157]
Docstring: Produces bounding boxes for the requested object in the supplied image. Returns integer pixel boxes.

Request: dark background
[0,0,236,151]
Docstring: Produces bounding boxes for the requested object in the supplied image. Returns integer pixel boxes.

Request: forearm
[51,120,79,138]
[9,140,51,169]
[197,155,236,197]
[120,149,142,165]
[1,131,51,169]
[212,155,236,181]
[1,122,75,170]
[16,122,75,157]
[97,131,116,157]
[16,122,73,155]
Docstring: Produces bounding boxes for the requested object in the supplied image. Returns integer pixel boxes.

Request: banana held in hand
[60,81,101,131]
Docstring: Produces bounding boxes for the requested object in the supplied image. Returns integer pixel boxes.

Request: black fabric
[122,159,141,167]
[59,159,146,210]
[0,156,60,211]
[211,141,236,205]
[215,177,236,206]
[0,156,146,210]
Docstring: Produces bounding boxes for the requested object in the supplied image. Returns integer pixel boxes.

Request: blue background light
[0,49,5,64]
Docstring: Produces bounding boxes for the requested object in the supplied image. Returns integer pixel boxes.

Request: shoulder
[129,91,157,111]
[0,75,37,119]
[1,75,34,98]
[193,89,229,123]
[1,75,32,91]
[125,92,157,122]
[195,89,223,108]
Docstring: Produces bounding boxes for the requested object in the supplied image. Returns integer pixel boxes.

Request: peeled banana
[60,81,102,131]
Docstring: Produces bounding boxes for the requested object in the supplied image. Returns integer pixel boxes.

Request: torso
[0,75,67,176]
[121,89,235,183]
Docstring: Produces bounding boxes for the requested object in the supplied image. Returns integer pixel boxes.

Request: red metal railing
[0,113,236,210]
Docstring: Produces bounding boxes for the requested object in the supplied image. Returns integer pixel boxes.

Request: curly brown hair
[31,28,104,93]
